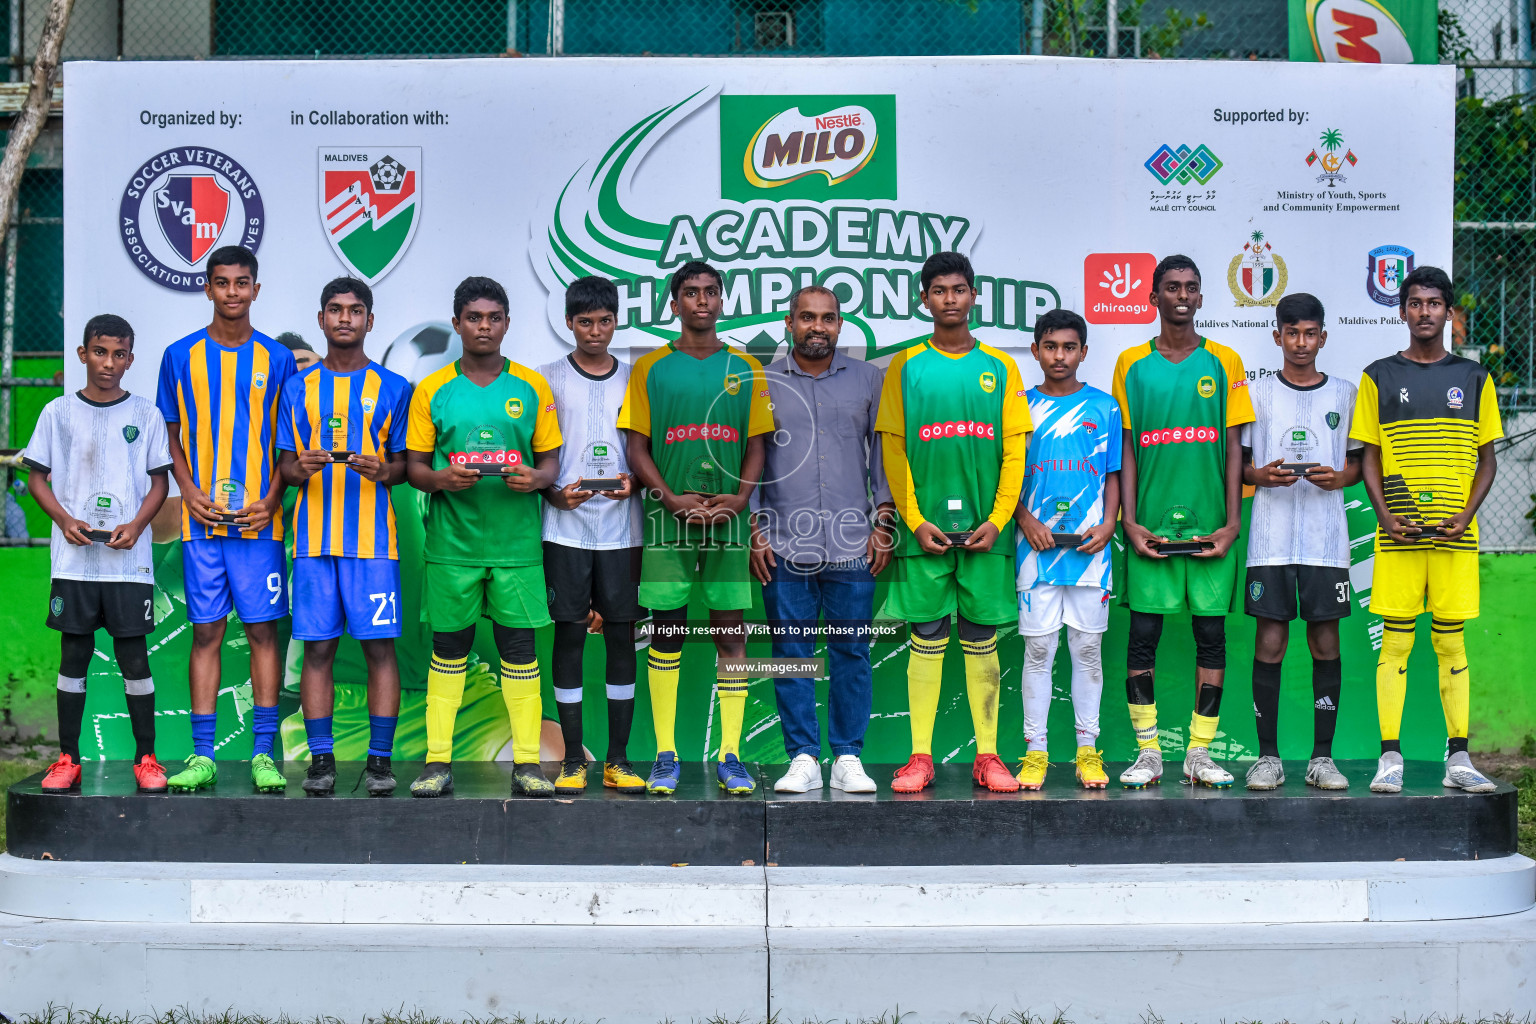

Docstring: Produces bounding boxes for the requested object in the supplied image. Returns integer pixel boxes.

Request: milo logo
[722,95,897,201]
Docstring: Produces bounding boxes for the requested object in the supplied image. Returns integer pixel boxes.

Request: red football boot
[40,754,81,792]
[973,752,1021,793]
[891,753,935,793]
[134,754,168,793]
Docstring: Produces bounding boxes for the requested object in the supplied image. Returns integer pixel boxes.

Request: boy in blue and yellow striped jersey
[156,246,296,793]
[276,277,412,797]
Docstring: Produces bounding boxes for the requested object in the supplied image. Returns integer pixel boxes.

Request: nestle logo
[815,113,861,131]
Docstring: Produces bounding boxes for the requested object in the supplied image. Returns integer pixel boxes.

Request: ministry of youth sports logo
[119,147,264,292]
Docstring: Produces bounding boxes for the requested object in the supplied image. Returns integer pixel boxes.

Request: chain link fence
[2,0,1533,546]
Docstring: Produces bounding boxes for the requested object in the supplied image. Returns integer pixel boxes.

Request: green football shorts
[638,541,753,612]
[1124,547,1238,616]
[884,549,1016,625]
[423,562,552,631]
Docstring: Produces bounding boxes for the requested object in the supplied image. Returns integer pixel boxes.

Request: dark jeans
[762,557,876,758]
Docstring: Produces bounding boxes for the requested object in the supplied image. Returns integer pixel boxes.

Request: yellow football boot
[1075,746,1109,789]
[603,760,647,793]
[554,758,588,793]
[1015,750,1049,790]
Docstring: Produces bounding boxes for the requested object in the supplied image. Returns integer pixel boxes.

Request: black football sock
[552,621,586,761]
[1311,658,1342,759]
[57,689,87,762]
[1252,659,1282,759]
[604,622,637,761]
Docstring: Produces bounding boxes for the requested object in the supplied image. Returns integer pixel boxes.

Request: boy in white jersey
[539,276,646,794]
[1013,309,1121,790]
[1241,292,1361,791]
[25,315,171,792]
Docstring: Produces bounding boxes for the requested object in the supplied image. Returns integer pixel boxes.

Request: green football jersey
[616,342,772,545]
[405,359,562,567]
[1111,338,1254,540]
[874,339,1031,558]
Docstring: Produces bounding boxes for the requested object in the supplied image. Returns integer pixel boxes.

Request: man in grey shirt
[750,285,895,793]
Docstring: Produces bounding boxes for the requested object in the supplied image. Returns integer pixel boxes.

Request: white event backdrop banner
[64,57,1452,396]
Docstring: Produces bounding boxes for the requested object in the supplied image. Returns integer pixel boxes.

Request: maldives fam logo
[319,148,421,284]
[119,147,264,292]
[1144,144,1223,185]
[1366,244,1414,306]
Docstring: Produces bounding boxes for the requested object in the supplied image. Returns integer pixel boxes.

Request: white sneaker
[1183,747,1234,788]
[1443,752,1498,794]
[1119,748,1163,788]
[1244,755,1285,790]
[774,753,823,793]
[830,754,877,793]
[1370,752,1404,793]
[1305,756,1350,791]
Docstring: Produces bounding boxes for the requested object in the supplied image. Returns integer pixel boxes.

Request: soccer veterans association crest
[1366,245,1414,306]
[319,148,421,285]
[118,147,264,292]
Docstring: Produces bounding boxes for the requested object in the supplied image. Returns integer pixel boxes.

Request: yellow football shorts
[1368,547,1480,621]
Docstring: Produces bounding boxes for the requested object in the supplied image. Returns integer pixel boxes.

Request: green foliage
[1440,7,1475,64]
[0,756,47,852]
[1117,0,1211,59]
[1454,96,1536,224]
[1521,733,1536,758]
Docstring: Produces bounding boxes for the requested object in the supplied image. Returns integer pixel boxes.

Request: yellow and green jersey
[1112,338,1254,540]
[616,342,773,546]
[1350,352,1503,553]
[405,359,561,567]
[875,338,1032,558]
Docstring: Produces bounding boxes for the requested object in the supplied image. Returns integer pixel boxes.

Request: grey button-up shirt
[753,349,892,564]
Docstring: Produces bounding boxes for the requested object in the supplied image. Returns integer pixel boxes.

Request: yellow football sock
[1431,619,1469,742]
[1376,618,1416,743]
[907,632,948,755]
[717,669,748,761]
[500,659,543,763]
[1128,703,1160,750]
[424,653,467,763]
[1189,712,1220,750]
[648,648,682,754]
[960,633,1001,756]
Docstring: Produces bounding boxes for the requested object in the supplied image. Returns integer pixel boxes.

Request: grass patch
[0,755,47,853]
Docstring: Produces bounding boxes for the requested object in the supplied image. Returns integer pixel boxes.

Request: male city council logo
[118,147,264,292]
[1366,245,1414,306]
[720,94,897,201]
[319,148,421,285]
[1144,143,1223,185]
[1305,128,1358,187]
[1227,230,1288,307]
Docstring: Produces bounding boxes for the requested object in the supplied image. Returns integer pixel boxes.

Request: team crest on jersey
[1248,581,1264,601]
[318,148,421,285]
[118,147,264,292]
[1197,375,1216,398]
[361,397,375,414]
[1447,387,1464,410]
[1325,411,1341,430]
[122,425,140,443]
[979,371,997,393]
[506,398,524,418]
[723,373,742,395]
[252,372,267,389]
[50,596,63,617]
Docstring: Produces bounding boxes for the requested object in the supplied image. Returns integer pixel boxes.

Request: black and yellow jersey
[1349,352,1502,552]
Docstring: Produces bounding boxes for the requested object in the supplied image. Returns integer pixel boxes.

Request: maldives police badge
[118,147,264,292]
[319,148,421,285]
[1366,245,1415,307]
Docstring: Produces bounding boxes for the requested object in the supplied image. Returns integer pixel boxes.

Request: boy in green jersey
[875,251,1033,794]
[618,261,772,796]
[1112,254,1255,789]
[404,277,563,799]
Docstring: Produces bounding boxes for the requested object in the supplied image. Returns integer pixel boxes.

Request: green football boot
[167,754,217,793]
[250,753,287,793]
[410,762,454,798]
[511,762,555,798]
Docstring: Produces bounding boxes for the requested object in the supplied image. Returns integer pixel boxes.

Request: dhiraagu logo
[721,95,896,201]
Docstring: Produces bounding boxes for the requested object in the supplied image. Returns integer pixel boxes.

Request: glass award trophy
[1381,474,1442,536]
[464,424,512,476]
[323,413,354,462]
[81,492,124,543]
[578,441,623,493]
[1155,504,1211,555]
[1278,425,1319,476]
[940,494,974,546]
[682,454,724,496]
[211,478,247,524]
[1044,497,1083,548]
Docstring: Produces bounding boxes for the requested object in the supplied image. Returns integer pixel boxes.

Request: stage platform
[6,759,1520,865]
[5,760,1532,1021]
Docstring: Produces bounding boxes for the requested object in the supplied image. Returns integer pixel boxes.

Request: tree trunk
[0,0,76,240]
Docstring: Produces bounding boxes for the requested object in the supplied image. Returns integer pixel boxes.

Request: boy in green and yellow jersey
[876,251,1033,794]
[619,261,772,796]
[404,276,563,799]
[1113,254,1254,790]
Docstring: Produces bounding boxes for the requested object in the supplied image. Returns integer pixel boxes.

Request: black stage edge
[7,759,1517,865]
[6,761,765,865]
